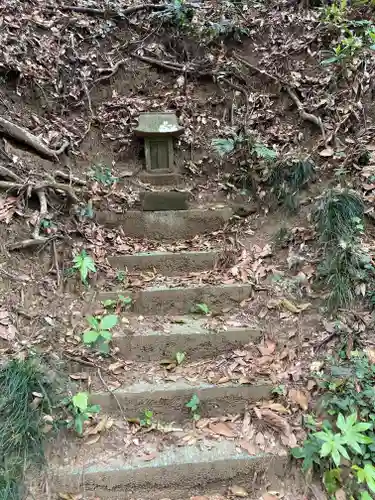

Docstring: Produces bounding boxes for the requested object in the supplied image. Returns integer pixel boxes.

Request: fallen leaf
[69,373,89,380]
[319,147,334,157]
[209,422,236,438]
[289,389,309,410]
[141,452,157,461]
[0,324,16,341]
[365,348,375,364]
[335,489,346,500]
[262,402,289,414]
[239,439,258,455]
[85,434,101,445]
[262,495,278,500]
[280,299,300,314]
[229,485,248,497]
[255,408,291,435]
[258,340,276,355]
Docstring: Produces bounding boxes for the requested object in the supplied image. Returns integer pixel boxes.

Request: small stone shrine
[134,112,184,172]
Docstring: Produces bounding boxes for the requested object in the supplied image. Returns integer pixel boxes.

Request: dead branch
[96,59,127,83]
[0,117,69,160]
[131,53,209,76]
[0,165,23,183]
[221,77,249,124]
[32,189,48,239]
[233,53,325,140]
[285,87,326,140]
[52,3,170,18]
[7,237,51,251]
[55,170,87,186]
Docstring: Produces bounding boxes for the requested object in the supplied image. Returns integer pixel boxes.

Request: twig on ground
[285,87,326,140]
[314,332,338,351]
[0,117,69,160]
[233,53,325,140]
[221,77,249,125]
[52,240,61,287]
[50,3,170,18]
[131,53,209,76]
[97,367,126,418]
[0,164,23,183]
[96,59,127,83]
[32,189,48,240]
[55,170,87,186]
[62,352,98,369]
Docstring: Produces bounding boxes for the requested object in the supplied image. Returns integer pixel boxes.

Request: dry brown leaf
[0,324,16,341]
[280,298,300,314]
[258,340,276,355]
[85,434,101,445]
[229,485,248,497]
[319,147,334,157]
[365,348,375,364]
[256,408,291,435]
[239,439,258,455]
[262,495,278,500]
[262,402,289,414]
[289,389,309,411]
[209,422,236,438]
[335,489,346,500]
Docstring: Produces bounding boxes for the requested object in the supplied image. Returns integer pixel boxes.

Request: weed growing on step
[175,351,186,365]
[102,295,132,312]
[0,358,56,499]
[191,303,210,315]
[61,392,100,435]
[116,270,127,283]
[82,314,118,354]
[150,0,194,30]
[186,394,200,421]
[292,352,375,498]
[140,410,154,428]
[70,250,96,285]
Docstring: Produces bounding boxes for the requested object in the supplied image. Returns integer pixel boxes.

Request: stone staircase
[43,180,289,499]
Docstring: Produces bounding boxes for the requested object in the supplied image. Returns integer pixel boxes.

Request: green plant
[116,270,126,282]
[191,303,210,315]
[268,158,315,210]
[314,189,364,244]
[90,164,118,186]
[321,0,348,24]
[186,393,200,421]
[175,351,186,365]
[0,358,56,499]
[272,384,286,396]
[62,392,100,435]
[102,295,132,311]
[82,314,118,354]
[71,250,96,285]
[322,31,363,65]
[253,143,277,162]
[151,0,194,29]
[203,20,250,42]
[293,352,375,497]
[140,410,154,428]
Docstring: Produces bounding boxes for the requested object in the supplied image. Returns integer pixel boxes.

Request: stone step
[95,207,232,240]
[108,250,219,276]
[95,284,253,315]
[140,191,189,211]
[48,435,287,499]
[90,380,270,421]
[138,171,183,186]
[113,317,261,361]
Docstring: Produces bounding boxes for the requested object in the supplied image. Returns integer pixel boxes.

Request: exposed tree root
[233,53,326,140]
[95,59,127,83]
[54,170,87,186]
[0,117,69,160]
[7,237,51,251]
[0,165,23,183]
[131,53,210,76]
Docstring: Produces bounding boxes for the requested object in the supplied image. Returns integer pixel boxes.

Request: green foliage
[293,352,375,497]
[90,164,118,186]
[203,20,250,42]
[314,189,364,244]
[314,189,373,310]
[322,31,363,65]
[268,158,315,211]
[191,303,210,315]
[140,410,154,428]
[253,143,277,162]
[101,295,132,311]
[175,351,186,365]
[0,358,56,499]
[321,0,348,24]
[211,137,237,157]
[82,314,118,354]
[72,250,96,285]
[62,392,100,435]
[185,393,200,421]
[151,0,194,29]
[116,270,126,283]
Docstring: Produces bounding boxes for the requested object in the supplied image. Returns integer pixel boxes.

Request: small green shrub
[186,393,200,421]
[82,314,118,354]
[62,392,100,435]
[71,250,96,285]
[90,164,118,186]
[140,410,154,428]
[191,303,210,315]
[101,295,132,311]
[150,0,194,29]
[293,353,375,498]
